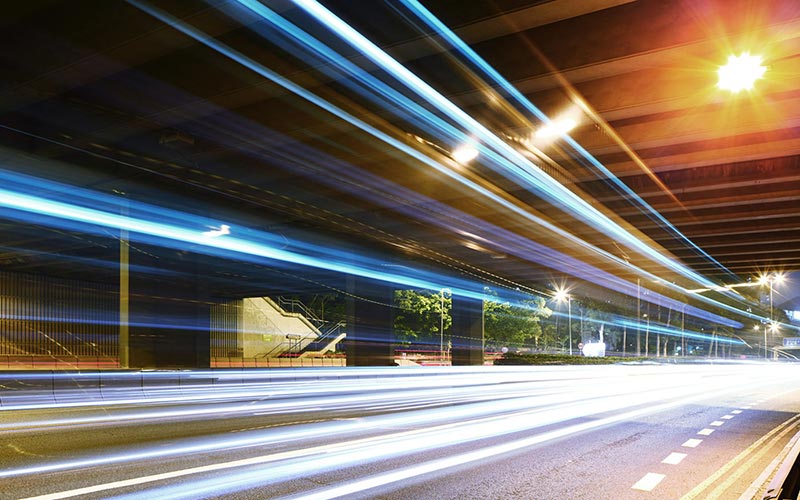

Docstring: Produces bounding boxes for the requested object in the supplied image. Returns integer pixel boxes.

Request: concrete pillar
[451,295,483,366]
[125,252,211,369]
[345,277,394,366]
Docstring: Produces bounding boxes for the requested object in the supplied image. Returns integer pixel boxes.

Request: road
[1,363,799,500]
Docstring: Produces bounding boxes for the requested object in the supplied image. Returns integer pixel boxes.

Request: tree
[484,290,551,349]
[393,289,451,344]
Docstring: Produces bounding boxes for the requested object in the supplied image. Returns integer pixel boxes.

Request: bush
[494,352,637,365]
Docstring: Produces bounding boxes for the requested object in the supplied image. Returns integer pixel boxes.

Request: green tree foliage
[393,289,451,343]
[484,290,551,348]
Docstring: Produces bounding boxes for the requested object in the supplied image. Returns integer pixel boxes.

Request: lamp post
[439,288,450,363]
[689,272,786,360]
[567,296,572,355]
[554,288,572,355]
[759,272,784,359]
[768,321,780,360]
[440,291,444,362]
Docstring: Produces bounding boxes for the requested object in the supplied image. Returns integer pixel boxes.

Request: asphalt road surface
[1,363,799,500]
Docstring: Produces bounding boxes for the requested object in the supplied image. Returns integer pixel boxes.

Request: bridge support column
[451,295,483,366]
[123,253,211,369]
[345,277,394,366]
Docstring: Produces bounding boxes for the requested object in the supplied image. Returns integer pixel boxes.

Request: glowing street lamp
[717,52,766,92]
[554,288,572,355]
[754,323,767,359]
[439,288,451,363]
[759,272,785,327]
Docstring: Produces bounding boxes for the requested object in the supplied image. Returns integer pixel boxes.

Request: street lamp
[759,272,785,325]
[439,288,451,363]
[690,272,786,359]
[554,288,572,355]
[755,321,781,360]
[754,323,766,360]
[717,52,766,93]
[768,321,780,359]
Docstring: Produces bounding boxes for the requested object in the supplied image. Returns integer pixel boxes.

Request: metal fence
[0,270,117,358]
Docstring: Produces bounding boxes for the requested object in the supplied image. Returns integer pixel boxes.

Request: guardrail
[760,426,800,499]
[0,363,491,409]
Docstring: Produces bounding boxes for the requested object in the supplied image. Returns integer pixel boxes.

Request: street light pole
[636,278,641,357]
[440,290,444,363]
[553,286,571,355]
[761,272,784,360]
[567,296,573,356]
[769,279,774,326]
[439,288,451,364]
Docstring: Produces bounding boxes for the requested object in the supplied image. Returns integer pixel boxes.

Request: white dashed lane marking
[682,438,703,448]
[632,472,666,491]
[630,408,748,494]
[662,452,688,465]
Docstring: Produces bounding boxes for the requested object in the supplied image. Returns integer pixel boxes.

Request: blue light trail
[124,1,758,328]
[286,0,723,290]
[394,0,737,281]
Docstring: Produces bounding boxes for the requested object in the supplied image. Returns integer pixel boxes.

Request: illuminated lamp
[717,52,766,92]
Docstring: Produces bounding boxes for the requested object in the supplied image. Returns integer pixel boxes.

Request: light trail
[125,1,757,329]
[0,180,498,305]
[206,0,750,326]
[393,0,736,281]
[7,364,797,500]
[286,0,721,290]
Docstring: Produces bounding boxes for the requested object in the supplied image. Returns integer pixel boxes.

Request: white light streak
[201,224,230,237]
[6,365,800,500]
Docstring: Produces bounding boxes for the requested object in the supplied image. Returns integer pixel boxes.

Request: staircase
[298,320,346,358]
[241,297,345,358]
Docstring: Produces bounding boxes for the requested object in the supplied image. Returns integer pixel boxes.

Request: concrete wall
[241,297,320,357]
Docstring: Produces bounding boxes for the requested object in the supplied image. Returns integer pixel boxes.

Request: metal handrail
[274,296,324,326]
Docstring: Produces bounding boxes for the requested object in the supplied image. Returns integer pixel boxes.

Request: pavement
[1,363,799,499]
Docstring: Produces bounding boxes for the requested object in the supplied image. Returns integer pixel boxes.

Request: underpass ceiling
[0,0,797,313]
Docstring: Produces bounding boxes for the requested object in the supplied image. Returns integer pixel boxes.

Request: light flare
[718,52,766,92]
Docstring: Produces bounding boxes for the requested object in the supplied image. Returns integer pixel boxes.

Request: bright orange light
[717,52,766,92]
[535,117,577,139]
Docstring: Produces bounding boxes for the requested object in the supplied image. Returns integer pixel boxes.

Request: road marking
[731,410,742,414]
[698,428,715,436]
[710,420,725,426]
[632,472,666,491]
[663,452,688,465]
[679,413,800,500]
[721,415,734,420]
[683,438,703,448]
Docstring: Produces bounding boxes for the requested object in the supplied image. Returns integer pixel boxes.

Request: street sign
[783,337,800,348]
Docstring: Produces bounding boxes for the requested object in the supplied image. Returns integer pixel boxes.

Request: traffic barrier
[52,370,103,404]
[0,371,57,407]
